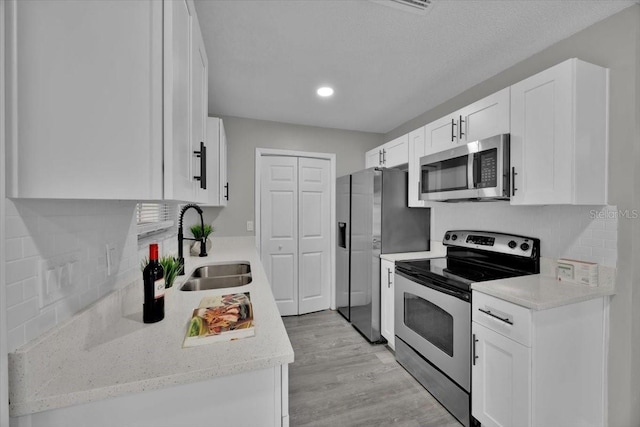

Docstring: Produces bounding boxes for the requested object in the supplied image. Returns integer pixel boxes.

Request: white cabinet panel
[365,135,408,169]
[472,291,607,427]
[472,323,531,427]
[192,19,209,203]
[366,148,382,168]
[425,88,510,158]
[204,118,229,206]
[7,0,209,203]
[407,126,427,207]
[461,87,510,143]
[510,58,608,205]
[6,0,163,199]
[380,258,395,349]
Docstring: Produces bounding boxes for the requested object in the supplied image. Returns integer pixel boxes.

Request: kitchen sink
[179,262,252,291]
[191,262,251,277]
[180,276,252,291]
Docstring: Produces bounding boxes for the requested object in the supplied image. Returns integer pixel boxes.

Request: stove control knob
[508,240,517,249]
[444,233,451,241]
[520,242,530,251]
[451,234,457,241]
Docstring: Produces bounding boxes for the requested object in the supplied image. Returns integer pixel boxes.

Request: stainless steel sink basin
[179,262,252,291]
[180,275,252,291]
[191,262,251,277]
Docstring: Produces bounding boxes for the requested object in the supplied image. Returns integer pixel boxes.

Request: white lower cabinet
[472,322,531,427]
[471,291,607,427]
[10,365,290,427]
[380,258,395,349]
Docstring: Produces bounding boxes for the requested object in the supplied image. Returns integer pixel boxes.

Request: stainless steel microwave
[419,134,510,202]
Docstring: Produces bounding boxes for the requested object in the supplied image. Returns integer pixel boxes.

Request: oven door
[394,272,471,391]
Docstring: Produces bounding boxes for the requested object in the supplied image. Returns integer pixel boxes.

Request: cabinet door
[365,148,381,168]
[6,0,163,199]
[164,0,196,202]
[472,322,531,427]
[510,61,574,205]
[408,127,427,207]
[460,87,510,143]
[382,135,409,168]
[219,120,229,206]
[204,118,228,206]
[192,20,209,204]
[425,115,457,155]
[380,259,395,349]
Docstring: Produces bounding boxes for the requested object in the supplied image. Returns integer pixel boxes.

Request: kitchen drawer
[472,291,532,347]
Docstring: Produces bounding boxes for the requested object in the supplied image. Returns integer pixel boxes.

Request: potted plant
[190,224,214,256]
[141,254,181,289]
[159,255,180,289]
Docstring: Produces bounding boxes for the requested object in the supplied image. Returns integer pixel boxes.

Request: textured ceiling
[194,0,636,134]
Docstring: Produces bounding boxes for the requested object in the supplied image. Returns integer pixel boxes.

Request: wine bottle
[143,243,165,323]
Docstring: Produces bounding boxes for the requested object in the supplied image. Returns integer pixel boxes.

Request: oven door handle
[478,308,513,325]
[400,272,471,302]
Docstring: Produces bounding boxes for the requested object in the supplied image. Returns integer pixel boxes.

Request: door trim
[255,148,337,310]
[1,1,10,424]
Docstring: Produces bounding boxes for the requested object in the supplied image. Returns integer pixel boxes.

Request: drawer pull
[479,308,513,325]
[472,333,478,365]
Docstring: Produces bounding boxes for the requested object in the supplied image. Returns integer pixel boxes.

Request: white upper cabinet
[204,117,229,207]
[6,0,209,202]
[425,88,510,156]
[407,126,427,207]
[191,16,209,204]
[365,135,409,169]
[510,58,608,205]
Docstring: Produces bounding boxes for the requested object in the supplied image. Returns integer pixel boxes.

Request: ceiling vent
[370,0,434,16]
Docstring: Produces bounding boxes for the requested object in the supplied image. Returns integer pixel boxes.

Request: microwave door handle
[473,153,480,188]
[467,154,475,189]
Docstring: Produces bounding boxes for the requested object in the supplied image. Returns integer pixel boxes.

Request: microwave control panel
[476,150,497,189]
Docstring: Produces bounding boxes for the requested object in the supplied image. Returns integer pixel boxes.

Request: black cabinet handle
[383,149,386,165]
[479,308,514,325]
[472,333,478,366]
[379,150,383,165]
[224,183,229,200]
[511,167,518,196]
[193,141,207,189]
[459,115,465,139]
[451,118,457,142]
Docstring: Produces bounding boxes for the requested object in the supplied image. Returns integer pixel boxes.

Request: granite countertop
[471,274,615,310]
[380,241,447,261]
[9,236,294,417]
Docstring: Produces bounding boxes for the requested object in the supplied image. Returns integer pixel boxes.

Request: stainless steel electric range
[394,230,540,427]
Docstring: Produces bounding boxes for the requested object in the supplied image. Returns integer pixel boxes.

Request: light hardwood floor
[283,310,461,427]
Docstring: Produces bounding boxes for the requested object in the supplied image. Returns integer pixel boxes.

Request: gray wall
[385,6,640,426]
[193,116,383,237]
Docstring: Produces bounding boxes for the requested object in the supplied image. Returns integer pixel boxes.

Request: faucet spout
[177,203,207,276]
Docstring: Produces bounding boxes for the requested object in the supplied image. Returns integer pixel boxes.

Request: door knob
[278,245,283,250]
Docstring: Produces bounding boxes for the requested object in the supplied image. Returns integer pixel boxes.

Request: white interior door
[260,156,299,316]
[298,157,331,314]
[260,155,331,316]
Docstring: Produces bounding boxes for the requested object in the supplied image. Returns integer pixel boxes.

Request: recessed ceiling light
[317,87,334,97]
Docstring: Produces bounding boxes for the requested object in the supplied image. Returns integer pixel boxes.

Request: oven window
[421,154,468,193]
[403,292,454,357]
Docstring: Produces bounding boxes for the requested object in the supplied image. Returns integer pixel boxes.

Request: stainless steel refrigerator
[336,168,431,342]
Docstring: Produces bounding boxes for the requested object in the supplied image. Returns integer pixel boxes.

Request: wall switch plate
[247,221,254,232]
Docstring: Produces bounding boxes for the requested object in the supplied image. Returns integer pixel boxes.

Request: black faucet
[177,203,207,276]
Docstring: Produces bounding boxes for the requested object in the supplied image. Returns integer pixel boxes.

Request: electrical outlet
[39,251,82,308]
[247,221,254,232]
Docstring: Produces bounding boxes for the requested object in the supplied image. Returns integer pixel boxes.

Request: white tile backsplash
[431,203,618,267]
[4,199,142,352]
